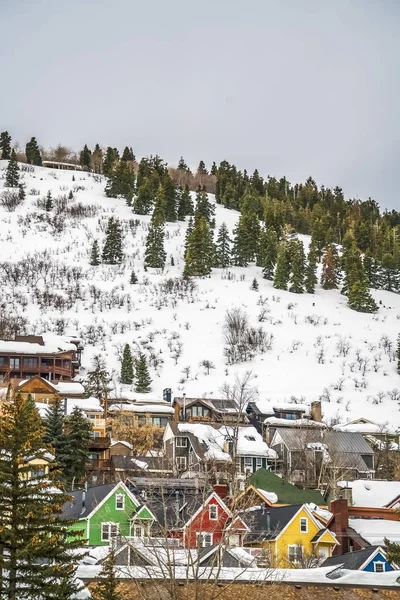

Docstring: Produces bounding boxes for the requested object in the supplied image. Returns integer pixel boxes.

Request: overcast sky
[1,0,399,208]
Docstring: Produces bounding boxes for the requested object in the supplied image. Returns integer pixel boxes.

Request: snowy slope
[1,161,400,429]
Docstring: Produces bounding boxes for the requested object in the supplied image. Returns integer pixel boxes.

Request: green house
[62,481,155,546]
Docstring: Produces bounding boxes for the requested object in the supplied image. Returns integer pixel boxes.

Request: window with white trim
[115,493,125,510]
[300,517,308,533]
[197,532,213,547]
[176,456,187,470]
[176,437,187,447]
[288,544,303,564]
[209,504,218,520]
[374,562,385,573]
[101,522,119,542]
[244,457,252,467]
[256,457,263,469]
[188,449,194,466]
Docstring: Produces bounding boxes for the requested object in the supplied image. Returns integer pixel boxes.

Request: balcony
[86,459,111,471]
[89,436,111,450]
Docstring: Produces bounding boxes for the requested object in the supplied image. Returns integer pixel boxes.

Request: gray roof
[323,546,385,570]
[173,396,244,414]
[148,493,204,529]
[242,504,302,541]
[272,429,373,455]
[61,484,117,519]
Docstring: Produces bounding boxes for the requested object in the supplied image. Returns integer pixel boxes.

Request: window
[91,431,100,438]
[31,467,45,478]
[374,562,385,573]
[23,357,38,367]
[0,357,5,365]
[134,525,144,537]
[300,518,308,533]
[188,449,194,466]
[197,533,213,548]
[288,545,303,563]
[101,523,119,542]
[152,417,168,427]
[137,415,146,427]
[176,437,187,448]
[115,494,125,510]
[285,413,297,420]
[244,457,252,467]
[10,358,20,368]
[177,456,187,470]
[256,457,263,469]
[64,360,71,368]
[209,504,218,520]
[88,453,100,460]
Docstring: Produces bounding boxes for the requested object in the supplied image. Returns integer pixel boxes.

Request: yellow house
[243,503,338,567]
[22,451,54,480]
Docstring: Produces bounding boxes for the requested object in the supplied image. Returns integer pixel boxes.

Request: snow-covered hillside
[1,162,400,430]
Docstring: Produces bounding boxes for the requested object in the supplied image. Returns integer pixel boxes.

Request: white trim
[358,546,388,571]
[275,504,326,543]
[176,456,187,470]
[85,481,139,520]
[196,532,213,547]
[184,492,232,529]
[300,517,308,533]
[101,522,119,542]
[209,504,218,520]
[176,437,188,448]
[374,561,385,573]
[115,493,125,511]
[288,543,303,564]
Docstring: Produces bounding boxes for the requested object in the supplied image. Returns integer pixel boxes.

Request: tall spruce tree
[194,187,215,226]
[0,130,11,159]
[258,227,278,280]
[177,184,194,220]
[214,222,231,268]
[105,160,135,205]
[25,136,42,166]
[0,392,83,599]
[184,216,215,277]
[5,149,20,187]
[342,243,365,296]
[348,279,378,313]
[232,213,260,266]
[144,223,166,269]
[103,147,119,177]
[84,357,112,402]
[102,217,123,264]
[151,184,167,225]
[133,179,154,215]
[130,269,138,284]
[363,255,382,289]
[90,239,101,266]
[60,406,92,487]
[305,244,318,293]
[79,144,92,170]
[135,353,152,393]
[289,239,306,293]
[121,344,134,385]
[163,175,177,222]
[321,245,340,289]
[273,242,290,290]
[381,253,400,292]
[44,398,66,463]
[121,146,135,162]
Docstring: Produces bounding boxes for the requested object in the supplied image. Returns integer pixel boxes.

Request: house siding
[363,552,393,572]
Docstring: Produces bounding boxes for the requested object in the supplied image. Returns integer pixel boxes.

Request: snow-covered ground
[1,162,400,430]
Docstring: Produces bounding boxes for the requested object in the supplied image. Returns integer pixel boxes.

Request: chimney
[266,511,271,533]
[330,499,349,554]
[213,483,228,499]
[311,400,322,422]
[261,502,266,515]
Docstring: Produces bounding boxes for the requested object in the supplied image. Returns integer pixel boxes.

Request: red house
[151,491,248,549]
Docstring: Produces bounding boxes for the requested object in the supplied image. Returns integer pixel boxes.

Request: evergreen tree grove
[121,344,134,385]
[5,149,20,187]
[0,392,84,599]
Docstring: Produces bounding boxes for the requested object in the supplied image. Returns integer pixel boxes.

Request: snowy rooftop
[334,420,399,435]
[0,334,77,355]
[108,403,174,414]
[53,381,85,395]
[349,517,400,545]
[177,423,277,460]
[338,479,400,508]
[64,397,103,415]
[264,416,325,427]
[256,400,311,414]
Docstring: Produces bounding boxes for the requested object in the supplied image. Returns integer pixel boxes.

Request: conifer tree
[133,179,154,215]
[184,216,215,277]
[305,244,318,293]
[289,239,306,293]
[232,213,260,266]
[79,144,92,170]
[0,130,12,159]
[84,356,113,401]
[121,344,134,384]
[5,149,20,187]
[68,189,74,200]
[258,227,277,280]
[197,160,208,175]
[92,548,126,600]
[102,217,123,264]
[0,393,83,599]
[341,243,365,296]
[144,223,166,270]
[177,184,194,220]
[18,183,25,201]
[135,353,152,393]
[45,190,53,211]
[251,278,259,291]
[194,187,215,226]
[130,269,138,284]
[381,253,400,292]
[92,143,104,173]
[214,222,231,268]
[321,245,340,290]
[25,136,42,165]
[363,255,382,289]
[60,406,92,486]
[151,184,167,226]
[184,217,194,254]
[311,219,326,260]
[121,146,135,162]
[273,242,290,290]
[163,175,177,222]
[105,160,135,205]
[348,279,378,313]
[177,156,189,172]
[210,161,217,176]
[44,398,66,463]
[90,240,101,266]
[103,147,119,177]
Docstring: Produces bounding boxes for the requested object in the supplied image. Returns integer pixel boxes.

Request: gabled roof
[323,546,388,570]
[271,429,373,455]
[310,528,338,545]
[338,479,400,508]
[248,468,325,505]
[61,481,139,520]
[18,376,57,393]
[173,396,244,415]
[242,504,302,541]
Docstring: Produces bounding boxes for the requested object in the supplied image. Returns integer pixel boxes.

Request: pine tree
[5,149,20,187]
[305,244,318,293]
[232,213,260,266]
[0,393,83,599]
[45,189,53,211]
[0,130,11,159]
[144,223,166,270]
[311,219,326,260]
[251,278,259,291]
[194,187,215,226]
[68,189,74,200]
[177,185,194,220]
[79,144,92,170]
[103,147,119,177]
[321,245,340,290]
[210,161,217,176]
[135,353,152,393]
[60,406,92,486]
[105,160,135,205]
[348,279,378,313]
[184,216,215,277]
[342,243,365,296]
[18,184,25,201]
[273,242,290,290]
[289,239,306,293]
[84,357,112,401]
[381,253,400,292]
[121,344,134,385]
[133,179,154,215]
[363,255,382,289]
[25,136,42,165]
[90,240,101,266]
[92,143,104,173]
[258,227,277,280]
[102,217,123,264]
[130,269,138,284]
[121,146,135,162]
[163,175,177,222]
[151,184,167,226]
[197,160,208,175]
[177,156,189,171]
[92,548,126,600]
[214,222,231,268]
[44,398,67,467]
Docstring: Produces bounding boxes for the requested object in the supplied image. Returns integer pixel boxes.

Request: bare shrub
[0,190,22,212]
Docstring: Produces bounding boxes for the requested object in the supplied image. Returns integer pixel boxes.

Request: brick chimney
[330,498,349,555]
[310,400,322,422]
[213,483,229,499]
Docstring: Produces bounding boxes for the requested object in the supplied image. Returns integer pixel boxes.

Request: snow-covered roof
[177,423,277,461]
[64,397,103,415]
[349,517,400,545]
[334,420,399,435]
[256,399,311,414]
[263,417,325,427]
[35,402,50,418]
[338,479,400,508]
[108,403,174,414]
[53,381,85,395]
[0,336,77,355]
[111,440,133,449]
[256,488,278,504]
